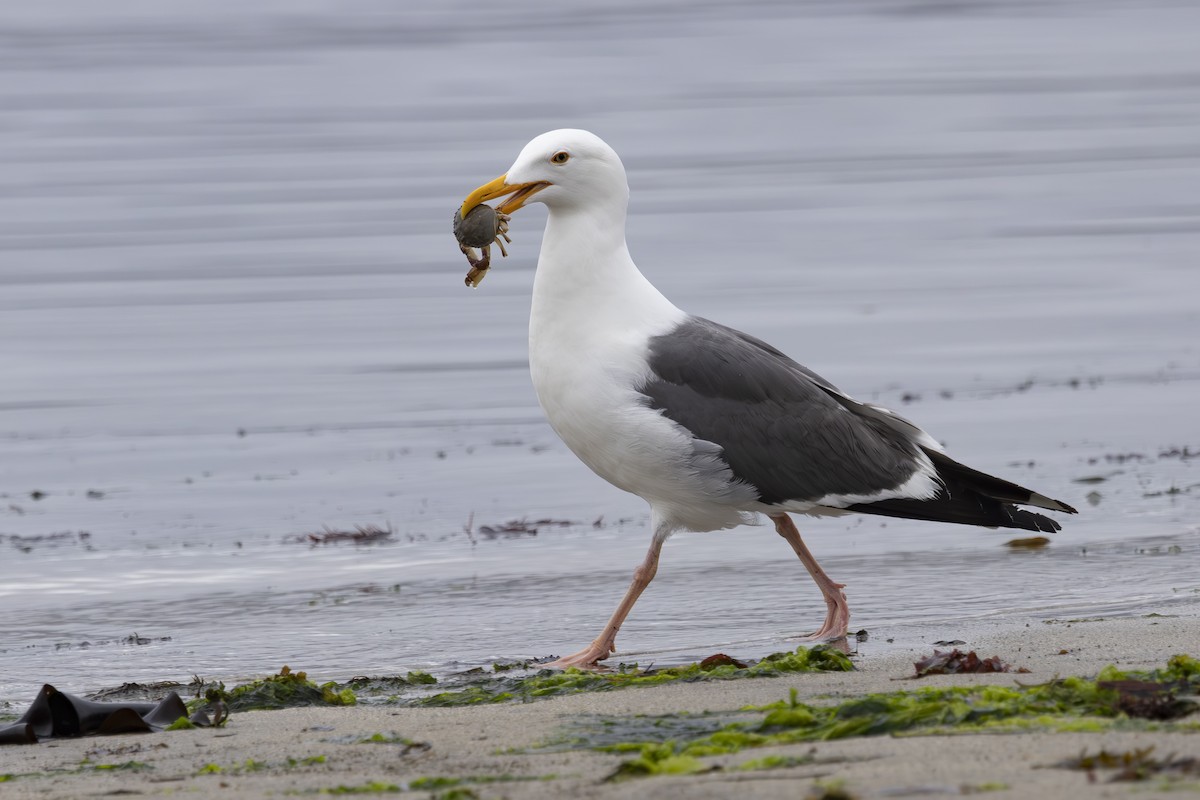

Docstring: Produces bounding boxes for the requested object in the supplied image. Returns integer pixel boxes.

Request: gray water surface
[2,0,1199,708]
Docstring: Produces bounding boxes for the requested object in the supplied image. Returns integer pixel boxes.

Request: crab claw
[459,243,489,269]
[464,243,492,288]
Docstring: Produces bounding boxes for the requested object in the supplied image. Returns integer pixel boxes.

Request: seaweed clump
[164,649,849,714]
[607,742,713,781]
[416,645,854,708]
[913,649,1029,677]
[595,655,1199,778]
[221,667,356,712]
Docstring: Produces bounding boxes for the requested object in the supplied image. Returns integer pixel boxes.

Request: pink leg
[547,537,663,669]
[770,513,850,641]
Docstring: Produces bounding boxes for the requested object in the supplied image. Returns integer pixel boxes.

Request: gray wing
[638,316,1077,532]
[638,316,924,506]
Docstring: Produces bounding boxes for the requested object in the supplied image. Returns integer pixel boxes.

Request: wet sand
[3,615,1197,799]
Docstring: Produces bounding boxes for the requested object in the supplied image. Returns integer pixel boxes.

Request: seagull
[458,129,1077,669]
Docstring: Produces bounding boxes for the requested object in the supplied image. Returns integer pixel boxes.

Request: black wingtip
[1028,491,1077,515]
[844,494,1068,532]
[1012,507,1063,533]
[922,449,1080,515]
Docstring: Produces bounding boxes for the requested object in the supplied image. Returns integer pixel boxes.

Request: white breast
[527,217,755,533]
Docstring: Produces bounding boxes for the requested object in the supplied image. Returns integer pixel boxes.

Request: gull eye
[550,150,570,165]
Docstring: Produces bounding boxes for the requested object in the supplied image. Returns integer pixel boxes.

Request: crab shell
[453,203,502,249]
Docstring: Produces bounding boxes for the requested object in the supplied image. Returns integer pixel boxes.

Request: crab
[453,203,511,288]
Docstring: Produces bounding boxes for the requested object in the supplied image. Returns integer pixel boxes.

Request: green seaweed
[89,761,150,772]
[185,686,230,720]
[290,755,328,766]
[406,671,437,685]
[735,752,818,771]
[318,782,401,794]
[358,733,423,747]
[1163,653,1199,679]
[323,684,357,706]
[543,710,740,754]
[199,755,327,776]
[221,666,357,711]
[181,649,850,714]
[585,655,1199,778]
[418,686,514,707]
[408,774,558,791]
[606,742,712,781]
[432,790,479,800]
[166,716,197,731]
[409,777,462,790]
[416,645,852,707]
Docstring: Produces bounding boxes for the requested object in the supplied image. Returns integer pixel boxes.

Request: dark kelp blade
[6,684,191,744]
[0,722,36,745]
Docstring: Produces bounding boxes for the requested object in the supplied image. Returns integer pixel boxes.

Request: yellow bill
[460,175,550,219]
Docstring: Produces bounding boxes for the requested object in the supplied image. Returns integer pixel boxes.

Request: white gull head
[503,128,630,217]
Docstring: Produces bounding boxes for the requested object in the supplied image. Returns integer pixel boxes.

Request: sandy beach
[3,614,1197,799]
[2,2,1199,798]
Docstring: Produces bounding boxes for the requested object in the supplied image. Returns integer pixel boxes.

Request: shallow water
[2,0,1199,709]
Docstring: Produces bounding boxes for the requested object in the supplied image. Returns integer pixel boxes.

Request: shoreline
[3,612,1198,799]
